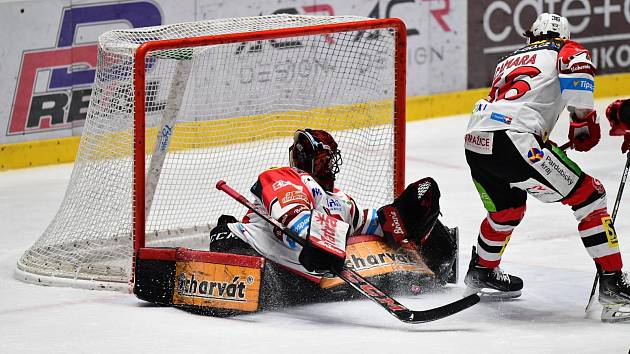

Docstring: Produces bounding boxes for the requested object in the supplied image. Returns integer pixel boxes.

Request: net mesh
[17,14,403,289]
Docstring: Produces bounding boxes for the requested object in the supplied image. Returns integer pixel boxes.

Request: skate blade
[464,287,521,301]
[601,304,630,323]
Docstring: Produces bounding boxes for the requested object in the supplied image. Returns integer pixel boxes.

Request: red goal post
[133,18,407,252]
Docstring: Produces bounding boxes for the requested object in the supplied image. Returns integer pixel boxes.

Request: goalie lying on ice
[209,129,459,302]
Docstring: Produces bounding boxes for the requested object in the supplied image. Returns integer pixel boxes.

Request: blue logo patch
[559,78,594,92]
[528,147,545,163]
[473,102,488,113]
[326,198,342,212]
[490,112,512,124]
[289,214,310,243]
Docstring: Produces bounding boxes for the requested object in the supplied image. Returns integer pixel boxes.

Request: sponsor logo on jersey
[325,198,343,212]
[539,155,576,186]
[279,204,309,228]
[559,77,594,92]
[568,63,595,75]
[527,147,544,163]
[272,180,303,192]
[311,187,322,197]
[465,131,493,154]
[279,190,309,207]
[510,178,562,202]
[8,2,162,135]
[289,213,310,239]
[473,102,488,113]
[490,112,513,125]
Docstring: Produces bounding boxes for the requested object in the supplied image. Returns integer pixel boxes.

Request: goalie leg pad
[134,247,265,315]
[419,219,459,284]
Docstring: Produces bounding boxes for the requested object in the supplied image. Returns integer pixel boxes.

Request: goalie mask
[525,13,570,44]
[289,129,342,192]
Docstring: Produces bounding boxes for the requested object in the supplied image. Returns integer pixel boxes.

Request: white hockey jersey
[227,166,382,282]
[467,39,596,140]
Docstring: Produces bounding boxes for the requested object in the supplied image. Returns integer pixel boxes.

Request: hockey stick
[216,180,480,324]
[584,152,630,312]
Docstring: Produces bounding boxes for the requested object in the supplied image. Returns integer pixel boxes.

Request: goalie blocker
[134,177,458,315]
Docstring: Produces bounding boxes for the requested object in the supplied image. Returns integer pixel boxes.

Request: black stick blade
[396,294,480,323]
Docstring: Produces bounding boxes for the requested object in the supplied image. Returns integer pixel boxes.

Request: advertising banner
[468,0,630,89]
[0,0,466,144]
[0,0,196,143]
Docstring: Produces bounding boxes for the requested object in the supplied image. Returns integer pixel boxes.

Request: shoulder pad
[558,40,591,58]
[500,39,560,63]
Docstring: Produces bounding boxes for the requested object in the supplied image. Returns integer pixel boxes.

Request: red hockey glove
[568,111,600,152]
[606,99,630,136]
[623,134,630,154]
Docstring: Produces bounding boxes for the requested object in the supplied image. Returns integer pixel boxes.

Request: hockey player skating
[210,128,457,291]
[463,13,630,322]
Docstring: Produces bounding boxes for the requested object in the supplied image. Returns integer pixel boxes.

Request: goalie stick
[216,180,480,324]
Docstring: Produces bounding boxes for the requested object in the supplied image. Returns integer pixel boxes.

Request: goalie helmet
[289,129,342,191]
[526,13,570,43]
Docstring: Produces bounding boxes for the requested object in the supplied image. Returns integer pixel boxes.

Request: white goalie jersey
[467,39,596,140]
[227,166,382,281]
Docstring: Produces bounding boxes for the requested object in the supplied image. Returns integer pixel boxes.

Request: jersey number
[488,66,542,103]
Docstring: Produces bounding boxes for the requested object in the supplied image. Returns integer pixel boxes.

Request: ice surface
[1,98,629,353]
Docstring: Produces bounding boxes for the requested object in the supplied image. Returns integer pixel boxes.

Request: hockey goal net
[16,15,406,291]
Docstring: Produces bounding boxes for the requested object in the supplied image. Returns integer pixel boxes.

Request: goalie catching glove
[377,177,440,246]
[298,209,350,274]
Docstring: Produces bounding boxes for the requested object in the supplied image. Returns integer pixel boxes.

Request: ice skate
[464,246,523,300]
[599,271,630,323]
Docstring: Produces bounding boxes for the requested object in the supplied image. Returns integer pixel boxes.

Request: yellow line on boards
[2,72,629,171]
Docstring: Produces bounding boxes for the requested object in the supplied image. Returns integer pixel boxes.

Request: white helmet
[529,13,570,43]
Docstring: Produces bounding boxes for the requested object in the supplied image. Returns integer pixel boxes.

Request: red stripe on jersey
[489,205,526,224]
[480,219,512,242]
[595,253,623,272]
[355,209,369,233]
[578,208,609,231]
[562,175,597,207]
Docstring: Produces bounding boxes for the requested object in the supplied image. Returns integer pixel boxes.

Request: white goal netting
[16,15,405,291]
